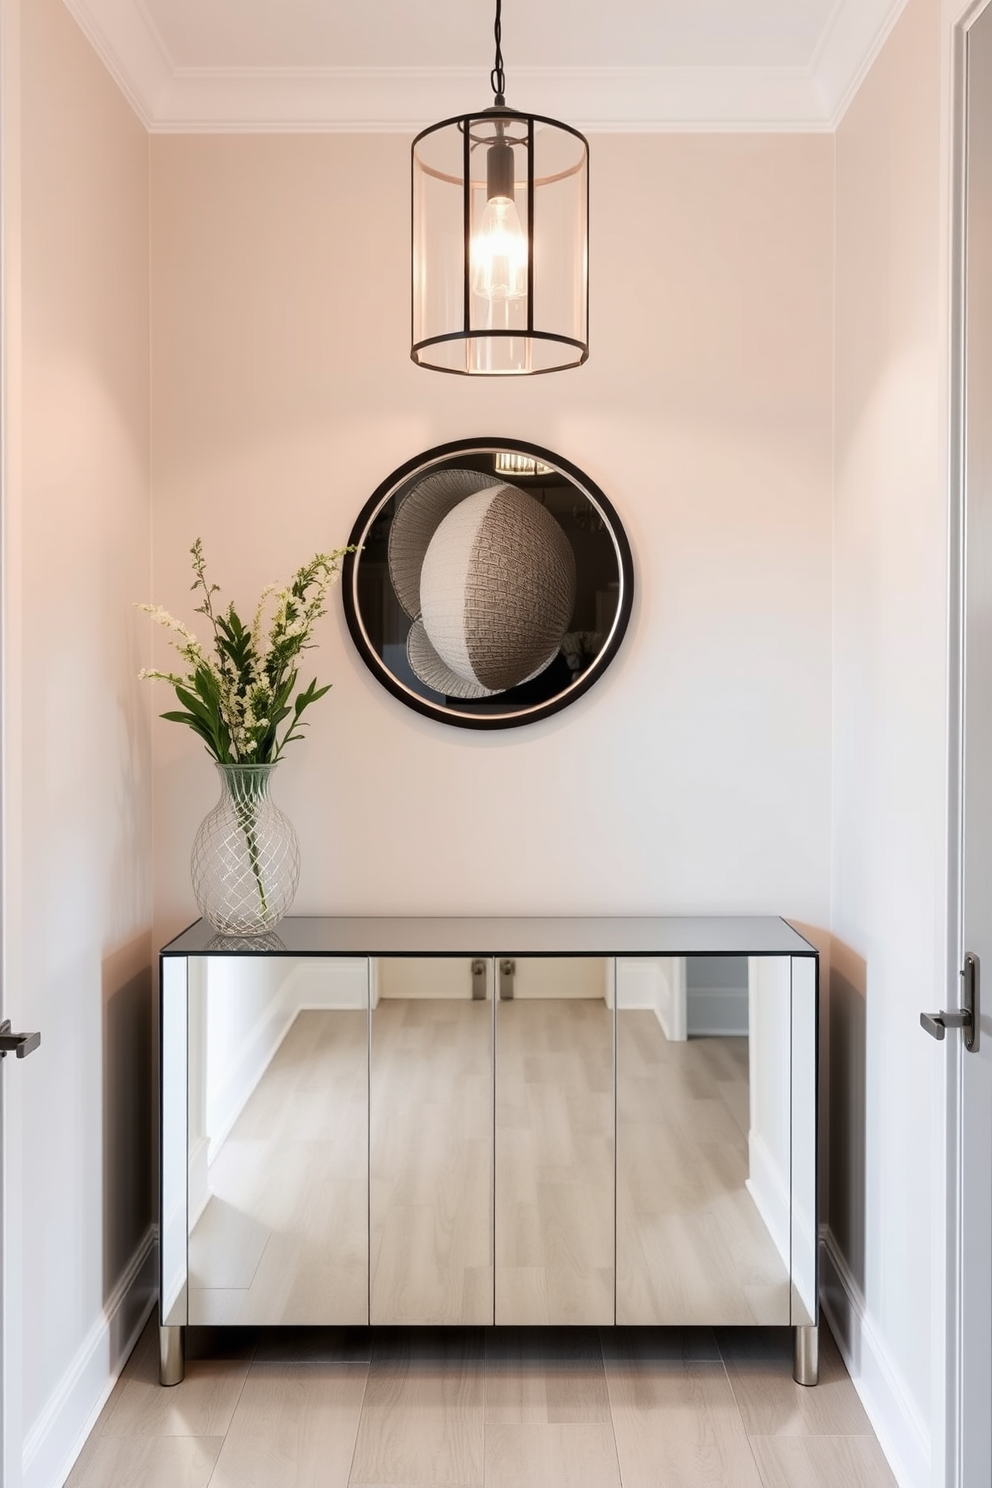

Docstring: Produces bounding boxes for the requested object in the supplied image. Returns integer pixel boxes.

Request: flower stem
[229,768,269,916]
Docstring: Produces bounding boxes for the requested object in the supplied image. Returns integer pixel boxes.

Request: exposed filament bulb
[471,133,528,303]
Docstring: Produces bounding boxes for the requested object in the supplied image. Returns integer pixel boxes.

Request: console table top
[161,914,817,958]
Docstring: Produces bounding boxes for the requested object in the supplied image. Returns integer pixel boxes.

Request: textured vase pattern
[191,763,300,936]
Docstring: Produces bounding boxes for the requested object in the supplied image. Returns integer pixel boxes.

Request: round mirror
[342,439,634,729]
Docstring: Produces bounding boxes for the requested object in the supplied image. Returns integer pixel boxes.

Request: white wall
[148,132,835,952]
[827,1,948,1484]
[2,1,153,1485]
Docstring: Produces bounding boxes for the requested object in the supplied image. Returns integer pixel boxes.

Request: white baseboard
[23,1224,158,1488]
[818,1227,930,1488]
[746,1129,791,1272]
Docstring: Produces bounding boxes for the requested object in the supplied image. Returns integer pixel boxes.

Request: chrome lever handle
[921,951,980,1052]
[0,1019,41,1059]
[920,1009,969,1041]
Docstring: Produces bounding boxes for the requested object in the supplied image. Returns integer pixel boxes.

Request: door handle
[920,952,980,1053]
[920,1009,970,1040]
[0,1019,41,1059]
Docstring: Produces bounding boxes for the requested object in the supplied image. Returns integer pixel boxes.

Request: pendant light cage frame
[411,106,589,376]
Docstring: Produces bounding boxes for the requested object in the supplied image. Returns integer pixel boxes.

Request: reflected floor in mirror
[66,1318,899,1488]
[496,997,614,1325]
[617,1013,791,1326]
[189,1010,369,1326]
[371,997,494,1325]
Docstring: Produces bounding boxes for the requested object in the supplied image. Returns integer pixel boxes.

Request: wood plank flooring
[65,1318,899,1488]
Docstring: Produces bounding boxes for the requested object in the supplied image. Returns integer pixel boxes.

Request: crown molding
[813,0,911,125]
[147,66,834,136]
[62,0,908,133]
[63,0,167,127]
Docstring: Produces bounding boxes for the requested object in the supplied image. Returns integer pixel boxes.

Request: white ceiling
[63,0,909,132]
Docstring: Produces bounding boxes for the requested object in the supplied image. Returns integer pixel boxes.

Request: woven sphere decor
[342,440,634,730]
[410,482,576,697]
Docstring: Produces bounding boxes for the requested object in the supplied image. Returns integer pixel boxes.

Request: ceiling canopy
[63,0,908,131]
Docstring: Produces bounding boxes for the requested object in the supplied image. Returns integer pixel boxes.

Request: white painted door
[957,9,992,1482]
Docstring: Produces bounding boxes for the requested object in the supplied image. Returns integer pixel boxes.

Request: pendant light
[411,0,589,375]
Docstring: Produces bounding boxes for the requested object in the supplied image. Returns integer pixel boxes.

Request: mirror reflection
[186,956,369,1325]
[343,441,634,728]
[616,955,794,1325]
[369,958,494,1324]
[178,947,813,1331]
[495,957,615,1324]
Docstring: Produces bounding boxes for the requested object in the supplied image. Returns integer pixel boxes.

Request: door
[956,8,992,1481]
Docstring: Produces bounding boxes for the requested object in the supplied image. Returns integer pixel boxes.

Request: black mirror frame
[342,437,634,730]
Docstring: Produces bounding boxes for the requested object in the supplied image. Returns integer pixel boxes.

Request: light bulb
[471,194,528,303]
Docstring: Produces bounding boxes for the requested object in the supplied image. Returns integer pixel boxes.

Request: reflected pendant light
[411,0,589,376]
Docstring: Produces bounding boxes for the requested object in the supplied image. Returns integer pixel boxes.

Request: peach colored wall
[4,0,152,1479]
[149,132,835,952]
[830,0,945,1478]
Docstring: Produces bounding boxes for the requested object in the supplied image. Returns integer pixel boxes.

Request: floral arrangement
[139,538,352,763]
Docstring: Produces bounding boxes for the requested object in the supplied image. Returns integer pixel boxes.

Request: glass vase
[191,763,301,936]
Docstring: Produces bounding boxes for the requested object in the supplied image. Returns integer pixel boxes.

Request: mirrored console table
[159,915,818,1386]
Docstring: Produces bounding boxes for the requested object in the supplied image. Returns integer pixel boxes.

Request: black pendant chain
[490,0,506,105]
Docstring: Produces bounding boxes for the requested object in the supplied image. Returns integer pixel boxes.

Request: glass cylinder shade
[412,108,588,375]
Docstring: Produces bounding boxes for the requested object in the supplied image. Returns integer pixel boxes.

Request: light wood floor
[65,1316,899,1488]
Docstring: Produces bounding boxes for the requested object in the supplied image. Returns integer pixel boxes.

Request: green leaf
[160,710,216,750]
[294,680,331,717]
[173,685,213,723]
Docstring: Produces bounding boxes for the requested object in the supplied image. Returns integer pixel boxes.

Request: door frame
[944,3,992,1485]
[0,0,24,1482]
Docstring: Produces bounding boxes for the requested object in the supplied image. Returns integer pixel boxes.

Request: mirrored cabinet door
[186,955,370,1325]
[161,956,188,1328]
[791,954,818,1327]
[495,956,615,1324]
[616,955,793,1326]
[370,957,494,1324]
